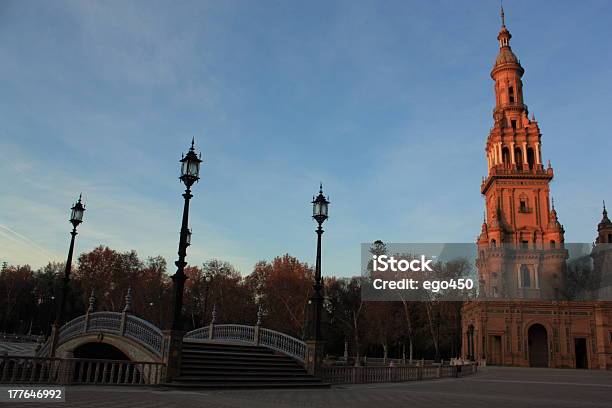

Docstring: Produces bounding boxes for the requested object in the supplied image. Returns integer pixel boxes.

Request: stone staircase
[168,341,329,389]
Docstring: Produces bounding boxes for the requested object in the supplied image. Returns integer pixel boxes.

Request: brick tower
[462,7,612,369]
[475,6,567,301]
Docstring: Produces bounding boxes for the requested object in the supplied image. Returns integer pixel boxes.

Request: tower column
[522,142,528,167]
[510,142,516,164]
[535,143,541,165]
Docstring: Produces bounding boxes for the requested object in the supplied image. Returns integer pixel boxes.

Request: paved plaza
[5,366,612,408]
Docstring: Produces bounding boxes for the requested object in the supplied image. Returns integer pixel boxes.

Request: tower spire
[501,3,506,27]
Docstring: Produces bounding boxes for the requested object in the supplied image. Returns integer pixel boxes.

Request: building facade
[461,9,612,369]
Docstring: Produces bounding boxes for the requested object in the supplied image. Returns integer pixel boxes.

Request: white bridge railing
[0,356,164,385]
[37,312,163,358]
[184,324,307,363]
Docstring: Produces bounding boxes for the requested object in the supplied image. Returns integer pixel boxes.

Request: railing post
[120,287,132,336]
[383,343,388,366]
[84,290,96,333]
[58,351,75,385]
[253,304,262,345]
[208,304,217,340]
[48,324,59,357]
[343,339,349,363]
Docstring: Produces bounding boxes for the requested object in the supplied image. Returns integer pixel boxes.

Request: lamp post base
[305,340,325,376]
[162,329,185,382]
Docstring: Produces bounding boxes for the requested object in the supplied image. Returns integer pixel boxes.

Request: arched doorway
[528,324,549,367]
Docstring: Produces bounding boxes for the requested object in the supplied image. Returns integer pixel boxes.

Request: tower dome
[491,7,524,75]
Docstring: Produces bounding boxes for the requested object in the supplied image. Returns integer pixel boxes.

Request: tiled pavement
[4,366,612,408]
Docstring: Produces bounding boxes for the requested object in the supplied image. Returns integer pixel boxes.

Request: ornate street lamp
[312,183,329,290]
[55,195,85,327]
[307,184,329,372]
[170,138,202,330]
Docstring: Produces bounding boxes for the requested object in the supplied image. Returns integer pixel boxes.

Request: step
[182,342,270,352]
[174,375,322,383]
[182,346,274,355]
[165,381,330,389]
[181,354,297,364]
[180,365,305,372]
[180,349,284,357]
[179,370,309,377]
[171,341,325,390]
[180,360,300,369]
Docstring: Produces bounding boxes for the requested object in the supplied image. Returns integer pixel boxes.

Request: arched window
[608,234,611,243]
[521,264,531,288]
[509,86,515,103]
[491,239,497,248]
[502,147,510,166]
[515,147,523,169]
[527,148,535,170]
[550,240,556,248]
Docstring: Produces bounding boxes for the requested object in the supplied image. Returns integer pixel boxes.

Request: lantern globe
[180,138,203,187]
[311,184,329,224]
[70,195,85,227]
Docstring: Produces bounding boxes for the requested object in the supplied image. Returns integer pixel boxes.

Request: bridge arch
[55,331,161,362]
[38,312,163,363]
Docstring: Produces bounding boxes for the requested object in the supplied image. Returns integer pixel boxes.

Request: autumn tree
[137,256,170,328]
[246,254,313,338]
[0,264,35,333]
[325,276,365,363]
[74,246,143,313]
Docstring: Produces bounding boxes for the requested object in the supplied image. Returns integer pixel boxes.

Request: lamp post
[306,184,329,374]
[55,195,85,327]
[50,195,84,356]
[170,139,202,331]
[202,272,213,326]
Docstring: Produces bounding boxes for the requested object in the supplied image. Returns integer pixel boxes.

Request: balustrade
[0,356,164,385]
[319,363,477,385]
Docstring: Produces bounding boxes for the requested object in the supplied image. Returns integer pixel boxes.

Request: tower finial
[552,197,555,210]
[604,200,608,216]
[190,137,195,150]
[319,182,323,194]
[501,3,505,27]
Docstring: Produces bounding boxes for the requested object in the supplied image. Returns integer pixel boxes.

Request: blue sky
[1,0,611,277]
